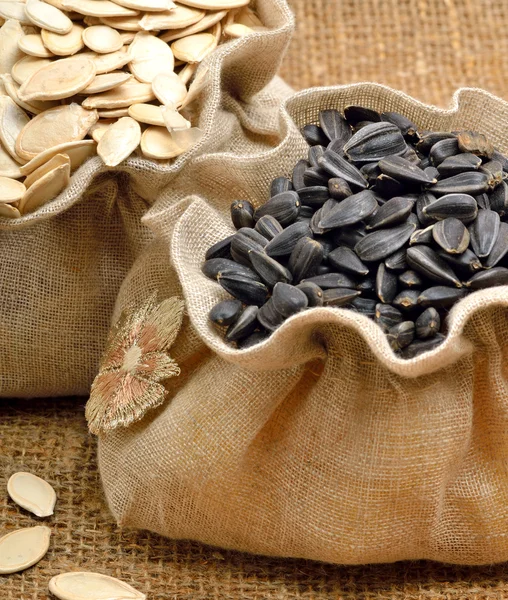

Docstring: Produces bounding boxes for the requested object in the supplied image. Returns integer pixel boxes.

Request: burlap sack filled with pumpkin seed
[0,0,294,398]
[96,84,508,566]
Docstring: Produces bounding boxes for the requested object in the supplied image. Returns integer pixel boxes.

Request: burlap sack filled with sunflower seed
[97,84,508,566]
[0,0,294,398]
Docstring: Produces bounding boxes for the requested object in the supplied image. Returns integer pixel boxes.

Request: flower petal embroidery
[135,351,180,380]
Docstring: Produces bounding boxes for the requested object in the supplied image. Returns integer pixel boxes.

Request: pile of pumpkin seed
[203,106,508,358]
[1,471,146,598]
[0,0,265,217]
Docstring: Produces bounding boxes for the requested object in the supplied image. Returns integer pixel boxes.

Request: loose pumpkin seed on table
[0,0,266,216]
[204,106,508,357]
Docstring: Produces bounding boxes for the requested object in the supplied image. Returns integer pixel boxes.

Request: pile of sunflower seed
[203,105,508,358]
[0,0,265,217]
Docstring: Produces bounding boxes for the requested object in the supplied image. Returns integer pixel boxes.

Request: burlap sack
[0,0,294,398]
[98,84,508,566]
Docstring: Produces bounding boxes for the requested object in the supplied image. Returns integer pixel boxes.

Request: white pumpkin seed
[177,0,247,8]
[74,48,131,74]
[0,202,21,217]
[11,55,53,85]
[97,106,128,117]
[0,141,23,178]
[82,78,154,108]
[82,25,123,54]
[171,124,202,147]
[159,8,226,41]
[44,0,70,11]
[171,31,216,62]
[99,14,142,30]
[48,572,146,600]
[0,2,32,24]
[18,56,96,102]
[97,115,140,165]
[161,104,190,130]
[128,31,174,82]
[18,33,54,57]
[24,152,70,187]
[177,60,197,84]
[7,472,57,516]
[223,22,253,37]
[128,102,164,125]
[41,24,85,56]
[151,71,187,107]
[19,138,96,174]
[16,102,98,159]
[89,119,113,141]
[140,125,182,159]
[0,526,51,574]
[179,63,207,108]
[0,20,25,75]
[62,0,139,17]
[113,0,175,11]
[235,4,262,27]
[0,176,26,202]
[1,73,59,115]
[140,4,204,31]
[0,96,30,163]
[25,0,73,34]
[18,159,70,213]
[82,71,130,94]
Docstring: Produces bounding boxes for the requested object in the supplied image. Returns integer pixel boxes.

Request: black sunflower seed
[230,227,268,266]
[354,222,416,262]
[272,282,309,318]
[302,124,329,147]
[332,224,367,248]
[303,167,330,187]
[387,321,415,351]
[424,166,440,180]
[437,153,482,177]
[429,138,459,166]
[318,189,378,230]
[270,176,293,197]
[218,273,269,306]
[469,209,501,258]
[249,249,292,288]
[392,289,421,312]
[303,272,357,289]
[253,190,301,226]
[378,155,435,185]
[288,237,324,282]
[432,217,470,254]
[298,185,329,207]
[416,191,438,226]
[292,159,309,191]
[475,193,491,210]
[356,276,375,294]
[429,172,489,196]
[381,111,419,139]
[343,105,381,125]
[351,297,377,316]
[318,149,369,189]
[308,144,326,168]
[375,303,404,332]
[384,247,409,271]
[466,267,508,289]
[437,248,482,275]
[254,215,283,240]
[398,270,423,288]
[399,334,446,358]
[343,122,407,163]
[322,287,361,306]
[373,173,406,198]
[490,181,508,216]
[205,234,234,260]
[319,109,352,143]
[230,200,255,229]
[225,305,258,341]
[417,286,468,308]
[328,246,369,276]
[296,281,324,306]
[410,224,435,245]
[479,160,505,188]
[257,298,285,331]
[484,221,508,268]
[416,131,456,153]
[415,307,440,339]
[375,262,398,303]
[365,195,414,230]
[328,177,353,200]
[209,299,243,326]
[422,193,478,223]
[265,221,311,257]
[237,330,269,349]
[202,258,260,281]
[406,245,462,287]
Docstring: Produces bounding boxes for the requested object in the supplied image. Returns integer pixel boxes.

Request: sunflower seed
[297,185,328,207]
[396,268,422,289]
[468,209,500,258]
[225,305,258,341]
[432,217,470,254]
[249,249,292,288]
[381,111,419,139]
[230,199,254,229]
[343,105,381,125]
[303,272,356,289]
[410,224,434,245]
[7,472,57,518]
[272,282,308,318]
[332,223,366,248]
[437,248,482,274]
[375,302,403,332]
[343,121,407,163]
[202,257,258,281]
[209,299,243,326]
[288,236,323,282]
[317,189,377,230]
[484,222,508,268]
[375,262,397,303]
[424,166,440,180]
[429,172,489,195]
[384,247,408,271]
[490,181,508,216]
[296,281,323,307]
[230,227,267,265]
[303,166,329,187]
[436,153,481,177]
[307,144,325,168]
[328,245,369,276]
[327,177,352,200]
[399,334,446,358]
[457,130,494,158]
[264,221,310,257]
[351,296,377,317]
[253,190,300,227]
[480,160,504,188]
[428,138,459,166]
[318,149,368,189]
[417,286,468,308]
[392,289,420,312]
[322,287,360,306]
[254,215,283,240]
[354,222,416,262]
[373,173,405,198]
[416,191,438,226]
[48,572,146,600]
[466,267,508,289]
[365,195,414,230]
[415,307,440,339]
[218,272,268,306]
[387,320,415,351]
[422,193,478,223]
[301,123,328,147]
[270,176,292,197]
[205,235,233,260]
[257,297,284,331]
[406,244,461,287]
[0,526,51,575]
[378,155,435,185]
[291,159,308,191]
[236,330,268,349]
[319,108,351,144]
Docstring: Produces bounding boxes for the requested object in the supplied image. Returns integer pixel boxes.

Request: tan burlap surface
[4,0,508,597]
[0,0,294,398]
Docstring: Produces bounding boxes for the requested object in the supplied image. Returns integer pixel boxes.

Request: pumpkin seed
[161,104,190,130]
[0,1,32,24]
[82,25,123,54]
[128,31,174,82]
[140,4,205,31]
[19,139,96,174]
[0,20,25,75]
[151,71,187,107]
[7,472,57,517]
[159,9,226,41]
[140,125,183,159]
[171,32,216,63]
[0,526,51,574]
[19,33,54,58]
[0,175,25,202]
[11,56,53,85]
[0,202,21,217]
[82,78,154,108]
[128,102,163,126]
[23,152,70,187]
[62,0,139,17]
[0,96,30,162]
[97,115,140,166]
[0,140,23,178]
[114,0,175,10]
[40,24,84,55]
[26,0,73,34]
[82,71,131,94]
[18,159,70,213]
[48,572,146,600]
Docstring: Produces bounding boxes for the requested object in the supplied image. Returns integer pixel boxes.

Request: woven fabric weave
[0,0,294,398]
[99,85,508,566]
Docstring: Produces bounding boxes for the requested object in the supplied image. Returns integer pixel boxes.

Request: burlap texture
[99,85,508,566]
[0,0,294,398]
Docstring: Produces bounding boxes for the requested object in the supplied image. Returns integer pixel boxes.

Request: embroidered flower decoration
[86,294,185,435]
